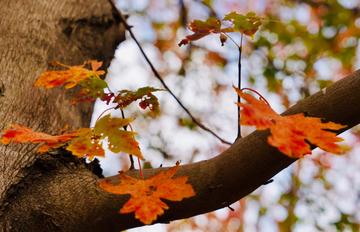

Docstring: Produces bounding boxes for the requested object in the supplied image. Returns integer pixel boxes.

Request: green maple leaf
[223,12,262,36]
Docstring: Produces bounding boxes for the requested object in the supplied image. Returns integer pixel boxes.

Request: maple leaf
[178,17,233,46]
[35,60,110,104]
[94,115,143,159]
[66,128,104,160]
[72,77,110,104]
[234,87,346,158]
[1,124,79,153]
[99,164,195,224]
[34,60,105,89]
[235,88,279,129]
[223,12,262,36]
[113,87,162,117]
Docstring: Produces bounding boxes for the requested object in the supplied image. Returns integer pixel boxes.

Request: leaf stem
[108,1,231,145]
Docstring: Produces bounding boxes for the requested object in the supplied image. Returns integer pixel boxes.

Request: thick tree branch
[7,70,358,232]
[101,70,360,230]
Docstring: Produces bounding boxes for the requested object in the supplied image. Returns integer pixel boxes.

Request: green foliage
[223,12,262,36]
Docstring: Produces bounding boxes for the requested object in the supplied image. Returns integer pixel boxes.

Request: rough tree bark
[0,0,124,231]
[1,1,360,232]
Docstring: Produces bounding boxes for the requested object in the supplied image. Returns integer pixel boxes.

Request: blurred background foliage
[96,0,360,231]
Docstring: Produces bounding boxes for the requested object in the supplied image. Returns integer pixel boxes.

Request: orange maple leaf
[234,87,346,158]
[34,60,105,89]
[1,124,79,153]
[99,164,196,224]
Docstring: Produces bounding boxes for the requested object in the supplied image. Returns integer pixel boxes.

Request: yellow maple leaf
[99,164,195,224]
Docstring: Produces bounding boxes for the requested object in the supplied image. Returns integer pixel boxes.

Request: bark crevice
[0,151,89,218]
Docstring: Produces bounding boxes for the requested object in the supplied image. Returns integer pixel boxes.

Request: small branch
[237,34,243,140]
[108,1,231,145]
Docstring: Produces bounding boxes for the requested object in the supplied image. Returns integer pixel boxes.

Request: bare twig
[108,0,232,145]
[237,34,243,140]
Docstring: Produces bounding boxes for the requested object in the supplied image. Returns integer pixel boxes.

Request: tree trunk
[1,1,360,232]
[0,0,124,231]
